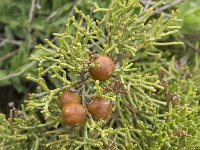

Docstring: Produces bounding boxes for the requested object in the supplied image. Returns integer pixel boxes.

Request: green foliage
[0,0,199,150]
[179,0,200,34]
[0,0,110,92]
[142,55,200,149]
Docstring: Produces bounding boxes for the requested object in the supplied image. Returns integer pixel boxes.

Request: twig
[140,0,155,6]
[0,49,19,62]
[144,0,153,10]
[28,0,37,32]
[47,11,58,21]
[181,38,200,52]
[0,39,22,47]
[153,0,185,15]
[0,62,36,81]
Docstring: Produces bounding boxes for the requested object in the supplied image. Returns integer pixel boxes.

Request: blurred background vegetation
[0,0,200,115]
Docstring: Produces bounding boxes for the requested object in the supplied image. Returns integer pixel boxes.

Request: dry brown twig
[181,37,200,53]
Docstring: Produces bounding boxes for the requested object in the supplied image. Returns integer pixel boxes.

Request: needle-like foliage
[0,0,199,150]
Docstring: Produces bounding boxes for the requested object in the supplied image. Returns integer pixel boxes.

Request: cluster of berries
[60,55,115,126]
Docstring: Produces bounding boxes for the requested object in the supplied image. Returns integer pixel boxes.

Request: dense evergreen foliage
[0,0,199,149]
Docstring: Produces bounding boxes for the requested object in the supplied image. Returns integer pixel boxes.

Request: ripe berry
[61,103,87,126]
[87,97,112,121]
[89,55,115,81]
[60,91,81,108]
